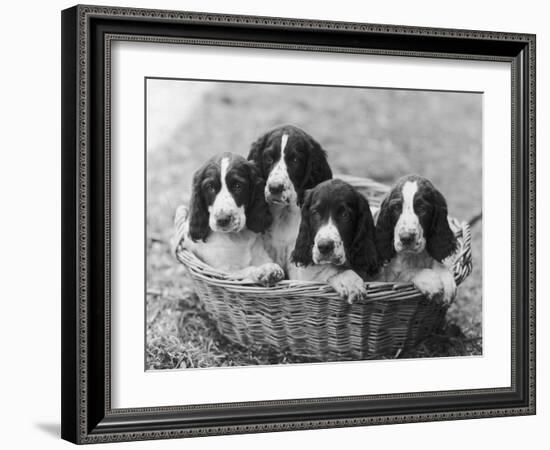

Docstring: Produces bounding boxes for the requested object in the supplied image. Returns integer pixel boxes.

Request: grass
[146,80,483,370]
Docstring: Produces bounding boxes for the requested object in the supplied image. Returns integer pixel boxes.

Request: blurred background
[146,79,482,370]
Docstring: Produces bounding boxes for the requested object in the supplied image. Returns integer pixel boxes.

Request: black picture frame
[61,4,536,444]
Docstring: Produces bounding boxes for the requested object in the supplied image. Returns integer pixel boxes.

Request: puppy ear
[188,168,210,242]
[302,138,332,192]
[375,194,397,263]
[426,190,457,262]
[247,132,268,178]
[350,193,380,276]
[245,162,272,233]
[291,189,314,266]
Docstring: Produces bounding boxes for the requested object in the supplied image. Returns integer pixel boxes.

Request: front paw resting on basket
[230,263,285,286]
[328,270,366,304]
[253,263,285,286]
[412,269,445,302]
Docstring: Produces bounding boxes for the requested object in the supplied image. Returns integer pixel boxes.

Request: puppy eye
[205,183,216,193]
[233,182,242,192]
[289,156,298,164]
[340,210,350,220]
[265,155,273,164]
[416,204,428,214]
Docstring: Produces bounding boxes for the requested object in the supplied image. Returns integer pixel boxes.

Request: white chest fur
[382,250,435,282]
[288,261,340,282]
[188,230,261,272]
[263,203,302,272]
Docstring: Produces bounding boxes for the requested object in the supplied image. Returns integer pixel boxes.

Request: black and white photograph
[146,79,482,370]
[56,3,537,445]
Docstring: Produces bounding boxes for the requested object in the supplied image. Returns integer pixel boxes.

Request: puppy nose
[317,239,335,255]
[216,214,232,228]
[399,231,416,246]
[268,182,284,195]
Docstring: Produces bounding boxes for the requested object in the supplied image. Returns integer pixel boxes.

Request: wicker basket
[175,175,473,360]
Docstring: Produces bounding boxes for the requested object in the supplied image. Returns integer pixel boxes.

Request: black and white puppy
[247,125,333,273]
[375,174,458,303]
[290,179,380,303]
[172,152,284,286]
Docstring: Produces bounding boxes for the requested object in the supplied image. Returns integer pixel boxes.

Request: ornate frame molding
[61,4,536,444]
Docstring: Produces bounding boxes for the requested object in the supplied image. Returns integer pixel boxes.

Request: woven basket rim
[175,216,472,305]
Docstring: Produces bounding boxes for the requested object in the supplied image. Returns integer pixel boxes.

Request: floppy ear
[375,194,397,263]
[350,193,380,277]
[302,138,332,193]
[188,168,210,242]
[247,132,269,178]
[426,190,457,262]
[291,190,314,266]
[245,162,272,233]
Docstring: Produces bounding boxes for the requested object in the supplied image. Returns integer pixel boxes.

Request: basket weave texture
[175,176,473,360]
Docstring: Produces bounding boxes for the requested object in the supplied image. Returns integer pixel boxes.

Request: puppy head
[188,152,272,241]
[375,174,457,263]
[247,124,332,207]
[291,179,380,276]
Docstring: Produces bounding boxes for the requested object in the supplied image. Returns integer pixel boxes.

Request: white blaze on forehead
[209,156,246,231]
[313,217,346,265]
[402,180,418,214]
[265,133,298,205]
[397,180,420,229]
[214,158,233,203]
[272,133,289,174]
[280,133,289,153]
[394,179,425,252]
[220,157,230,191]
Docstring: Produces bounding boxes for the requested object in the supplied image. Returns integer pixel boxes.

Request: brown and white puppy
[290,179,380,303]
[375,174,458,303]
[247,125,333,274]
[172,152,284,286]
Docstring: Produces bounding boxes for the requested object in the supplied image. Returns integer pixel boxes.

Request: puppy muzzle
[312,238,346,265]
[395,227,425,253]
[265,166,297,206]
[265,184,294,206]
[312,220,347,265]
[210,210,243,233]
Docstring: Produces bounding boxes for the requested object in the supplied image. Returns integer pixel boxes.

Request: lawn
[146,80,482,369]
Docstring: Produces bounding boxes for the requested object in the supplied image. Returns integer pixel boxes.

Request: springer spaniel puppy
[290,179,380,303]
[172,152,284,286]
[247,125,332,274]
[375,174,458,303]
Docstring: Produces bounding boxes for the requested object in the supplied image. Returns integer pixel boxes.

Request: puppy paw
[328,270,366,304]
[253,263,285,286]
[412,269,444,301]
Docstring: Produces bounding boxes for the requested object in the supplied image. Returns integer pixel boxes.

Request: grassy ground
[146,80,482,370]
